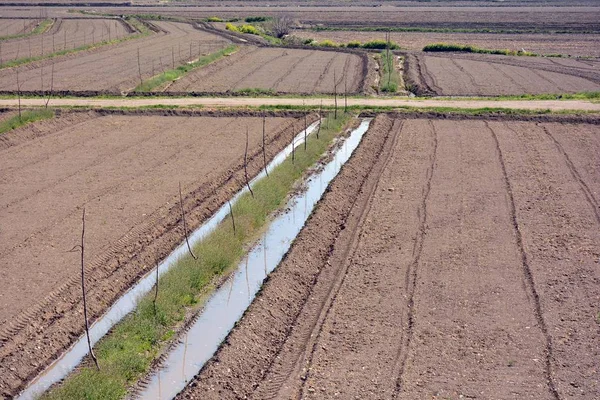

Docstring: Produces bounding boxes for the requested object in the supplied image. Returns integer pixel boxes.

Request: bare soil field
[167,46,367,94]
[73,5,600,33]
[0,18,44,37]
[176,114,600,400]
[406,52,600,96]
[0,110,317,398]
[293,30,600,58]
[0,21,230,93]
[0,18,133,64]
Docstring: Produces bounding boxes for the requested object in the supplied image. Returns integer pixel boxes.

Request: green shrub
[347,40,362,48]
[225,23,238,32]
[238,24,260,35]
[303,38,314,45]
[245,16,270,23]
[362,39,400,50]
[316,39,337,47]
[423,43,538,57]
[206,16,223,22]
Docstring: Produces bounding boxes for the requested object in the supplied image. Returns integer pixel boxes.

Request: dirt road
[177,115,599,399]
[0,97,599,112]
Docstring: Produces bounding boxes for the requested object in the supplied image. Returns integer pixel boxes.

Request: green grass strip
[308,26,599,35]
[134,44,239,92]
[0,18,150,70]
[379,50,400,93]
[0,109,54,134]
[422,43,564,57]
[42,111,353,400]
[0,19,54,42]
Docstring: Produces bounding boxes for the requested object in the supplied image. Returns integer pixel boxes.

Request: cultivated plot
[406,53,600,96]
[0,18,44,37]
[176,115,600,400]
[167,46,366,94]
[0,21,230,93]
[0,111,313,397]
[0,18,133,65]
[293,30,600,58]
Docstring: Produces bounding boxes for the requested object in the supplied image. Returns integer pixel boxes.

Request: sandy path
[0,97,599,111]
[176,115,599,400]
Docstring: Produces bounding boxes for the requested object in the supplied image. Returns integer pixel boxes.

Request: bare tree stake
[228,199,236,234]
[179,182,198,260]
[79,208,100,370]
[262,115,269,177]
[244,127,254,197]
[153,258,159,315]
[317,100,322,139]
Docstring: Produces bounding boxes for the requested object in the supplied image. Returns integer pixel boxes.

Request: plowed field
[0,18,43,37]
[0,18,133,65]
[167,46,366,94]
[0,111,315,398]
[177,114,600,400]
[406,53,600,96]
[293,30,600,58]
[0,21,230,93]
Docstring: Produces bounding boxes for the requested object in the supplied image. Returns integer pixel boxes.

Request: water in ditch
[17,121,321,400]
[138,118,372,400]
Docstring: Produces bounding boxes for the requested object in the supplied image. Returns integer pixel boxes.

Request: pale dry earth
[0,18,42,37]
[177,114,600,400]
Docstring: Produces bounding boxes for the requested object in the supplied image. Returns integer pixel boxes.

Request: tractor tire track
[486,121,561,400]
[392,119,438,398]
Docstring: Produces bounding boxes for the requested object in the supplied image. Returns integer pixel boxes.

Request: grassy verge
[0,18,150,70]
[41,112,353,400]
[0,19,54,41]
[134,44,238,92]
[422,43,563,57]
[379,50,400,93]
[0,109,54,134]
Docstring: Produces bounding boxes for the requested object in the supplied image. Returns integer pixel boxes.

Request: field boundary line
[486,121,562,400]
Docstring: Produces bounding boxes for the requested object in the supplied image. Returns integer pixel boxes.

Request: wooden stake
[244,127,254,197]
[228,199,236,234]
[45,63,54,108]
[137,48,143,85]
[262,115,269,177]
[317,100,322,139]
[153,258,159,315]
[303,104,308,151]
[79,208,100,370]
[16,70,21,120]
[333,70,338,120]
[179,182,197,260]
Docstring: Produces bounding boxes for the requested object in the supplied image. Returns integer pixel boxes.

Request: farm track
[0,111,317,398]
[176,115,600,400]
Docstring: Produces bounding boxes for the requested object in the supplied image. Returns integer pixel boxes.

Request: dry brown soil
[167,46,366,94]
[0,111,316,398]
[0,18,42,37]
[177,114,600,400]
[406,52,600,96]
[0,21,230,93]
[293,30,600,58]
[0,18,133,65]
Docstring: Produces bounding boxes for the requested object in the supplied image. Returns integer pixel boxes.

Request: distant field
[0,18,133,65]
[293,30,600,58]
[0,21,230,93]
[167,46,366,94]
[406,53,600,96]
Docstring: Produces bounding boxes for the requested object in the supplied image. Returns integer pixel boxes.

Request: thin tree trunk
[137,48,143,85]
[16,70,21,120]
[45,63,54,108]
[80,208,100,370]
[153,258,159,315]
[317,100,322,139]
[262,115,269,177]
[228,199,236,234]
[179,182,198,260]
[244,127,254,197]
[333,70,338,120]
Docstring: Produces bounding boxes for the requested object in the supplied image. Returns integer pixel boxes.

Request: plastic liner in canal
[138,118,372,399]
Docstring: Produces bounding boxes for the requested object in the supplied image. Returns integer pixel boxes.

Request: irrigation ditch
[14,112,369,400]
